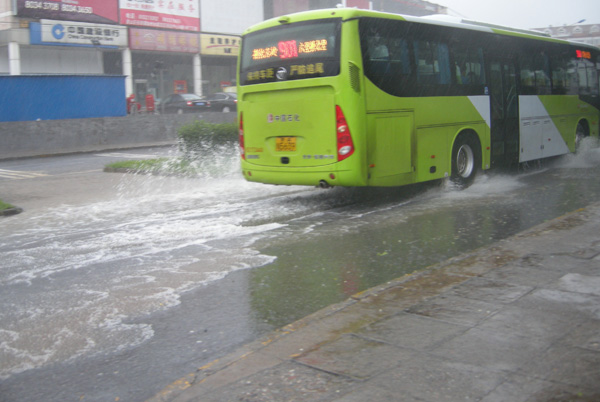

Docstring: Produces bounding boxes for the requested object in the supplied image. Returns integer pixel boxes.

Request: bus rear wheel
[451,135,480,188]
[575,121,589,151]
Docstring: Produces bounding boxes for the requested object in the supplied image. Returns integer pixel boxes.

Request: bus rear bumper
[240,166,366,187]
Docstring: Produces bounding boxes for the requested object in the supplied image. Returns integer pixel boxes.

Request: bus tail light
[239,112,245,160]
[336,105,354,161]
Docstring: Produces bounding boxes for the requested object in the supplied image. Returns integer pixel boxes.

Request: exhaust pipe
[318,180,332,189]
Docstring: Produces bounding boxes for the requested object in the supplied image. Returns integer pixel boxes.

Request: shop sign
[200,33,240,57]
[17,0,119,24]
[129,28,199,53]
[119,0,200,32]
[36,19,127,47]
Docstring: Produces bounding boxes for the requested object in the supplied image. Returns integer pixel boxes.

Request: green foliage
[0,200,14,211]
[177,120,238,159]
[104,158,200,176]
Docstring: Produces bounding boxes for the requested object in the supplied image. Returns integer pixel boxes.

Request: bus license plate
[276,137,296,152]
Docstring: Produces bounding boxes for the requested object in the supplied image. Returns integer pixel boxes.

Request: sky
[434,0,598,30]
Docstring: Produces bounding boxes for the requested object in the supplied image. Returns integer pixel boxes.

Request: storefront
[127,28,199,103]
[101,31,240,104]
[199,33,240,95]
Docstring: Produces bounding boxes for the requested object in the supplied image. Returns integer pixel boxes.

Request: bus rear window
[240,19,341,85]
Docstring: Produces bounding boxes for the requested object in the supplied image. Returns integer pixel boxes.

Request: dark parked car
[161,93,210,114]
[206,92,237,113]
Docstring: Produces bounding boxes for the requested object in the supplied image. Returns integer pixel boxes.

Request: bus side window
[597,56,600,95]
[567,59,579,95]
[388,39,411,75]
[361,21,413,97]
[519,51,550,95]
[578,59,590,94]
[551,52,570,95]
[454,47,485,85]
[519,55,536,94]
[535,52,552,95]
[414,40,451,86]
[587,59,599,96]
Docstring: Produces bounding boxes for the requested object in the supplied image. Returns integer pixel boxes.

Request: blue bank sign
[30,19,127,48]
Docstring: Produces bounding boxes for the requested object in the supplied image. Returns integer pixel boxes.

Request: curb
[0,207,23,217]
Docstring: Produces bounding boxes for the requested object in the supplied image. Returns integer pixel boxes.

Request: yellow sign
[289,63,324,76]
[252,46,278,60]
[299,39,328,54]
[246,68,275,82]
[246,63,325,82]
[276,137,297,152]
[200,34,240,56]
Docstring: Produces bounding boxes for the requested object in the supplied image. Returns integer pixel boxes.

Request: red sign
[576,49,592,59]
[252,39,329,61]
[119,0,200,32]
[346,0,371,9]
[129,28,199,53]
[174,81,188,93]
[17,0,119,24]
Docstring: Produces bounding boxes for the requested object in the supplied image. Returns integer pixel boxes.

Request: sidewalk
[149,203,600,402]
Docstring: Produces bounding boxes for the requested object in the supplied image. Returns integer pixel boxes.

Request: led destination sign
[252,39,329,61]
[576,49,592,59]
[240,19,340,85]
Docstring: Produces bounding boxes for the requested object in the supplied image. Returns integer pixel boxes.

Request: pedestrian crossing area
[95,152,161,159]
[0,169,49,180]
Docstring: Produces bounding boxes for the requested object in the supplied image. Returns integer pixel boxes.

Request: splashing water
[0,146,307,379]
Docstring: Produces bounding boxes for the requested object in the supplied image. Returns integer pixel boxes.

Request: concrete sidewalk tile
[505,231,586,256]
[406,294,501,326]
[351,283,443,315]
[526,385,600,402]
[560,320,600,352]
[568,248,600,260]
[260,319,355,361]
[539,254,600,276]
[514,288,600,320]
[295,334,417,380]
[521,345,600,389]
[355,312,467,351]
[359,354,506,402]
[330,382,423,401]
[448,277,533,304]
[438,248,519,277]
[174,351,283,400]
[479,373,576,402]
[431,327,548,372]
[482,261,566,287]
[195,361,355,402]
[382,271,470,301]
[475,305,576,343]
[553,273,600,296]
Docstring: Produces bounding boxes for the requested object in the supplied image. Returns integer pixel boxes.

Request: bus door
[488,58,519,166]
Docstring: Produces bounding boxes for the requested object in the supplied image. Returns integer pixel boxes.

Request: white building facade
[0,0,263,103]
[1,0,446,104]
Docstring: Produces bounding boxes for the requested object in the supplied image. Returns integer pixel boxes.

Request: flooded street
[1,142,600,401]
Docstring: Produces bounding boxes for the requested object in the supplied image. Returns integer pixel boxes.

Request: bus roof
[242,7,597,49]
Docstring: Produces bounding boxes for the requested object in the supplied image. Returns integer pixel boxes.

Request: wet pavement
[150,202,600,402]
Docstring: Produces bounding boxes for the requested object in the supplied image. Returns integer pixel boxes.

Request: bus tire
[451,133,480,188]
[575,121,589,151]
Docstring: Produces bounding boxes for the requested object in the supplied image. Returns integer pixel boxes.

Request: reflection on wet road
[1,143,599,401]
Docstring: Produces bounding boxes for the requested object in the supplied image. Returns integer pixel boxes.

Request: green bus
[237,8,599,188]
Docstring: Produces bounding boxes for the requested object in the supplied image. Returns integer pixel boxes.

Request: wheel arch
[450,128,484,169]
[576,118,590,137]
